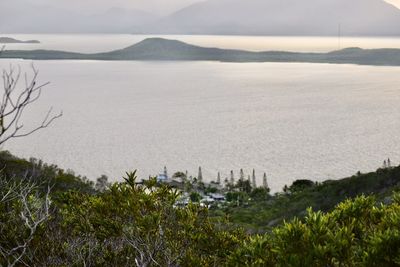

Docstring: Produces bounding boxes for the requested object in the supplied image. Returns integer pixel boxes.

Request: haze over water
[4,34,400,53]
[1,34,400,191]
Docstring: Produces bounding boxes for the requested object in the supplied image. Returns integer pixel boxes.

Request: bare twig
[0,175,52,267]
[0,64,62,146]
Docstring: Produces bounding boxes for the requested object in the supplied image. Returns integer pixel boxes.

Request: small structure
[201,196,215,203]
[210,193,225,202]
[157,166,169,182]
[157,174,168,183]
[166,179,185,190]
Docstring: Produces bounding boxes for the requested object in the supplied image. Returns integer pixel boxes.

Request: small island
[0,37,40,44]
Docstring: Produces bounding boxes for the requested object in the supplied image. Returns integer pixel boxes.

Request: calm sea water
[1,35,400,191]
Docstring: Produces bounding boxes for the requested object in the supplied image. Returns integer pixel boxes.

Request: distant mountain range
[157,0,400,36]
[2,38,400,66]
[1,0,400,35]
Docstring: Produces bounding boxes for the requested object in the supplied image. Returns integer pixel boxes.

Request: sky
[24,0,400,15]
[2,0,400,35]
[25,0,204,15]
[386,0,400,8]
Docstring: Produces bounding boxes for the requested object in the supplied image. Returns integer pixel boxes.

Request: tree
[172,171,186,179]
[0,56,60,266]
[263,173,269,191]
[0,65,62,145]
[198,166,203,182]
[236,179,252,194]
[289,179,315,193]
[59,172,243,266]
[190,192,202,202]
[95,174,110,192]
[240,169,244,181]
[228,194,400,266]
[0,175,52,267]
[252,169,256,188]
[250,187,270,201]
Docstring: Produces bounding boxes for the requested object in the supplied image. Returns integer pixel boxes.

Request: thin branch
[0,65,62,146]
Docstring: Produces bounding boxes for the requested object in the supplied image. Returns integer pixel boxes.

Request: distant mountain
[0,37,40,44]
[2,38,400,66]
[153,0,400,36]
[0,1,158,33]
[1,0,400,35]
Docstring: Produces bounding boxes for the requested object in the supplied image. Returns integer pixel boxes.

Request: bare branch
[0,175,53,267]
[0,65,62,146]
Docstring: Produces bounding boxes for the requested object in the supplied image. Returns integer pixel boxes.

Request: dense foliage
[0,166,243,266]
[0,150,95,194]
[1,151,400,266]
[213,165,400,231]
[228,195,400,266]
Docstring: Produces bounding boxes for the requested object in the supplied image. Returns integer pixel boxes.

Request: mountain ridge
[152,0,400,36]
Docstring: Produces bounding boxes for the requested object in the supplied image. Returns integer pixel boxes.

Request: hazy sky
[26,0,203,15]
[386,0,400,8]
[24,0,400,15]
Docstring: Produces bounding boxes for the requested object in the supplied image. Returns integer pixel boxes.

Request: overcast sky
[386,0,400,8]
[23,0,400,15]
[25,0,204,15]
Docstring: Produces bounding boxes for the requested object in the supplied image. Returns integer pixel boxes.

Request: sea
[1,34,399,192]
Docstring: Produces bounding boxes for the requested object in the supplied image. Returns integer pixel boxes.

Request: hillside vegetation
[213,165,400,232]
[1,150,400,266]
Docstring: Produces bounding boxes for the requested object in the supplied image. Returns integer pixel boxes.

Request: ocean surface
[1,34,400,191]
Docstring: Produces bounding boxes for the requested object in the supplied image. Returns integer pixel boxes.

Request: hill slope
[212,165,400,231]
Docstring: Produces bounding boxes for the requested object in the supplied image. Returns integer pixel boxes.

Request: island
[1,37,400,66]
[0,37,40,44]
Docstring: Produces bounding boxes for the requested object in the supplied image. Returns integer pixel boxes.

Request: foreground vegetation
[212,164,400,232]
[1,151,400,266]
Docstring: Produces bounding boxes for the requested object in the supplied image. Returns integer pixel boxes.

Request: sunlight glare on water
[1,56,399,191]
